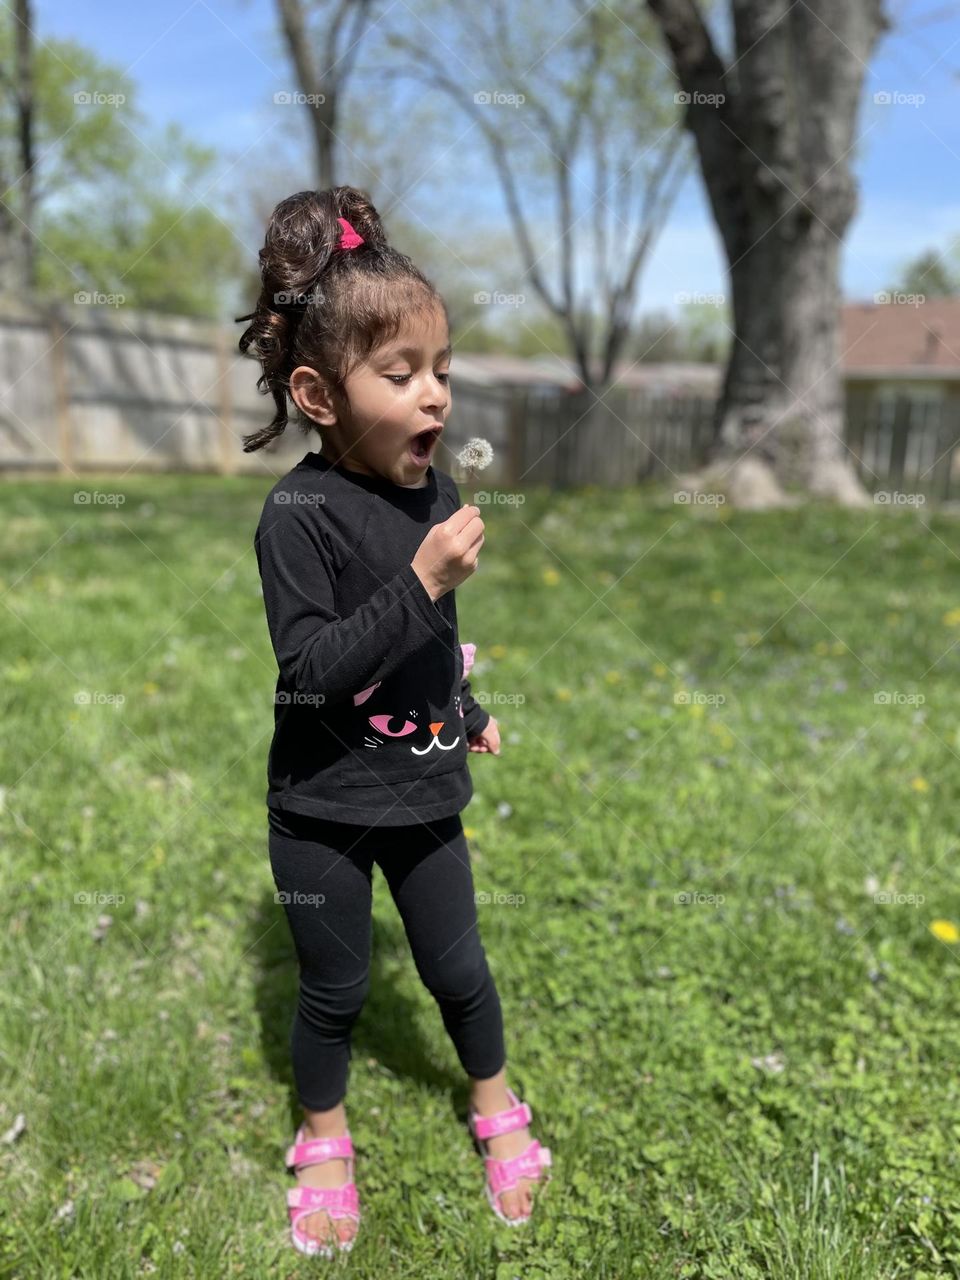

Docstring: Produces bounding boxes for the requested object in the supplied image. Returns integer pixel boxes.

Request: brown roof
[843,298,960,374]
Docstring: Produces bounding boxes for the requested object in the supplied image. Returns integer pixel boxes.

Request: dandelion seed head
[456,437,494,476]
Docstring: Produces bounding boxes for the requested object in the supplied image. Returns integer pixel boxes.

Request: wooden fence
[3,302,960,500]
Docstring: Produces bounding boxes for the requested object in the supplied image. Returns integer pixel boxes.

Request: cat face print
[350,643,475,756]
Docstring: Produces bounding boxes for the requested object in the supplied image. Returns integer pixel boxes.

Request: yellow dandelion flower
[464,827,477,840]
[943,607,960,627]
[652,662,668,678]
[930,918,960,944]
[489,644,507,660]
[142,681,159,696]
[710,589,725,604]
[542,568,561,586]
[910,776,929,793]
[555,688,572,702]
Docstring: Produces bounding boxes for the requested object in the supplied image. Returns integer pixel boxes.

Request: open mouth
[409,426,442,465]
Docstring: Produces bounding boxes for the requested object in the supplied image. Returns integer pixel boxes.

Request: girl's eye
[386,372,451,385]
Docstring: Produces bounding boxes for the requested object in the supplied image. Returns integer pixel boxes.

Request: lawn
[1,472,959,1278]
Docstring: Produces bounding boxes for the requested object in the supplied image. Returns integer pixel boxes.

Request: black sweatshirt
[253,451,491,827]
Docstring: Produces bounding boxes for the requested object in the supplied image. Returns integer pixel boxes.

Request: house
[842,297,960,430]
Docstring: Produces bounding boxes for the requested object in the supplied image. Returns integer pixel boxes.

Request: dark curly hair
[236,185,447,453]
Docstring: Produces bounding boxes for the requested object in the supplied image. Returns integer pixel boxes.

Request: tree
[274,0,381,189]
[39,122,244,319]
[890,247,959,299]
[379,0,692,396]
[10,0,35,292]
[648,0,890,507]
[0,23,243,317]
[632,300,730,363]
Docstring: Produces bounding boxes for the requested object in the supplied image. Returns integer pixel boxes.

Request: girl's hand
[467,716,501,755]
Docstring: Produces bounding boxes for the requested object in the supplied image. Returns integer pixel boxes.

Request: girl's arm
[255,502,452,704]
[461,675,490,738]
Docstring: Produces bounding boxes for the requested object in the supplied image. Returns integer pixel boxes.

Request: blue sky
[38,0,960,314]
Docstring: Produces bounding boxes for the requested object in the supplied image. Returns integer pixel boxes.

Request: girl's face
[293,306,452,489]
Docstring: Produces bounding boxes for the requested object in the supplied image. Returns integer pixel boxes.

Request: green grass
[2,473,960,1278]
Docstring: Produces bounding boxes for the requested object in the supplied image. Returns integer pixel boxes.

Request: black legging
[267,805,507,1112]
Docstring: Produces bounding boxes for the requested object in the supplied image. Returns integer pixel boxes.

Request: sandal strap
[471,1089,533,1140]
[485,1140,552,1196]
[287,1183,359,1218]
[285,1134,354,1170]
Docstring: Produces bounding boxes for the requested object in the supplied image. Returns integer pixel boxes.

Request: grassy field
[1,472,960,1278]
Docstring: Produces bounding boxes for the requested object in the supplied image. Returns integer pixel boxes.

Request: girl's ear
[290,365,339,427]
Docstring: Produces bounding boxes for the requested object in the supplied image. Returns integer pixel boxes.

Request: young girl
[238,186,552,1257]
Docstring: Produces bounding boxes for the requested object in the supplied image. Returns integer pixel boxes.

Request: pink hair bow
[336,218,364,251]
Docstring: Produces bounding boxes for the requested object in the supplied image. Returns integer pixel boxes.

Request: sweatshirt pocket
[337,720,468,787]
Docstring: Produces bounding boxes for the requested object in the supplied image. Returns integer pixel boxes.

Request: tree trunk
[15,0,36,293]
[648,0,890,506]
[276,0,338,189]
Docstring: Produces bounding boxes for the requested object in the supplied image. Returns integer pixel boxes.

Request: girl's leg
[268,806,375,1246]
[376,815,538,1219]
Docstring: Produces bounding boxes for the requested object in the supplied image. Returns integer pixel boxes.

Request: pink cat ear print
[353,682,381,706]
[354,649,474,707]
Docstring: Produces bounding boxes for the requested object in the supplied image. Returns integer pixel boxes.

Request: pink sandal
[284,1125,361,1257]
[467,1087,552,1225]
